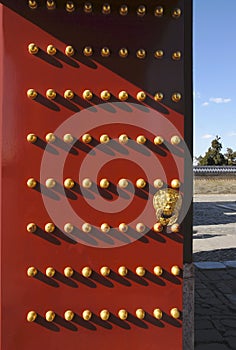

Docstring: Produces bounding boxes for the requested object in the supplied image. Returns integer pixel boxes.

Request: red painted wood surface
[0,1,190,349]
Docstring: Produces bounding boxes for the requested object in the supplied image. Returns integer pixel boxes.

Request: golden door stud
[27,133,37,143]
[120,5,128,16]
[64,178,75,189]
[154,136,164,145]
[82,266,92,277]
[154,266,163,276]
[45,310,55,322]
[100,90,111,101]
[66,1,75,12]
[81,223,91,233]
[118,178,128,188]
[45,132,56,143]
[136,49,146,59]
[100,266,110,276]
[28,0,37,9]
[45,178,56,188]
[171,179,181,189]
[64,266,74,277]
[101,47,110,57]
[119,48,128,58]
[100,310,110,320]
[65,45,75,56]
[171,223,180,233]
[83,46,93,56]
[28,43,38,55]
[27,223,37,233]
[64,89,74,100]
[64,310,74,321]
[119,134,129,144]
[82,178,92,188]
[154,50,164,59]
[100,179,109,188]
[47,44,57,55]
[118,266,128,276]
[46,89,56,100]
[136,309,145,319]
[100,134,110,143]
[136,91,146,101]
[136,135,146,144]
[118,91,128,101]
[82,133,92,143]
[101,223,110,233]
[137,5,146,16]
[136,266,146,277]
[27,311,37,322]
[153,179,164,188]
[102,4,111,14]
[83,89,93,100]
[170,308,180,319]
[171,135,181,145]
[45,223,55,233]
[155,6,163,17]
[153,308,162,319]
[154,92,164,101]
[84,2,92,13]
[64,223,74,233]
[27,267,37,277]
[136,223,145,233]
[27,178,37,188]
[172,93,182,102]
[172,51,182,60]
[46,267,55,277]
[136,178,146,188]
[63,134,74,143]
[119,223,128,233]
[171,265,181,276]
[153,223,163,232]
[27,89,37,100]
[46,1,56,10]
[172,8,182,18]
[118,309,128,320]
[82,310,92,321]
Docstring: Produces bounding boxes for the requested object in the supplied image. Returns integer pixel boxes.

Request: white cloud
[209,97,231,104]
[201,134,213,139]
[202,102,209,107]
[228,131,236,137]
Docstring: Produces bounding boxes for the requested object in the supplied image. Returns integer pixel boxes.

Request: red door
[0,1,192,349]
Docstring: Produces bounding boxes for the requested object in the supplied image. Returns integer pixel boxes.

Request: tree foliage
[196,136,236,166]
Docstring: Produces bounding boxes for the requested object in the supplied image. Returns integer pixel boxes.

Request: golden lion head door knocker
[153,188,182,226]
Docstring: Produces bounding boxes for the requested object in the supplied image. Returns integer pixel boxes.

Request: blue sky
[193,0,236,158]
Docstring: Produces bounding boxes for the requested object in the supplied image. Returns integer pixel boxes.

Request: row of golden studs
[28,43,182,60]
[27,265,181,278]
[28,1,182,19]
[27,133,182,146]
[26,177,181,190]
[26,222,180,235]
[27,307,181,322]
[27,88,182,102]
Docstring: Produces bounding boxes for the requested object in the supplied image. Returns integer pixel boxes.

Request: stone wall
[194,176,236,194]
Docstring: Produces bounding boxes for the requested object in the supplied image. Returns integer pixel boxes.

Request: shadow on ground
[194,248,236,262]
[193,201,236,226]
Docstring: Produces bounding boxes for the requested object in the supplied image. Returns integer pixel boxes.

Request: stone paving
[194,263,236,349]
[193,194,236,349]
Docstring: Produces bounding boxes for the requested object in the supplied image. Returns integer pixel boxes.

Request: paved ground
[193,194,236,261]
[193,194,236,349]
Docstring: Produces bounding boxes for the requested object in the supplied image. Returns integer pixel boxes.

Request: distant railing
[194,166,236,176]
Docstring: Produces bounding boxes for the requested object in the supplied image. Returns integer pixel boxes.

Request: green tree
[198,136,227,166]
[224,148,236,165]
